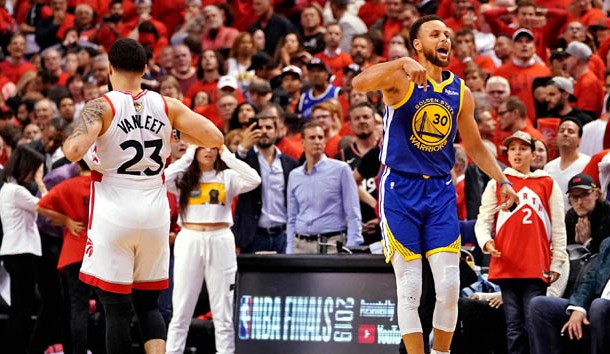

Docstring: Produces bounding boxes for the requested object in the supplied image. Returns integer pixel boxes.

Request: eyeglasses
[497,109,512,116]
[568,190,595,202]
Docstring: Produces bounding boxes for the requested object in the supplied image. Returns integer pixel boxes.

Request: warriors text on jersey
[380,71,464,177]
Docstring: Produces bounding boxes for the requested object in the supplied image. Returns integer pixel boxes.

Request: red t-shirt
[324,133,342,158]
[581,149,610,186]
[0,60,37,85]
[314,51,352,87]
[357,1,386,28]
[493,62,552,119]
[37,175,91,270]
[575,70,604,117]
[276,135,304,161]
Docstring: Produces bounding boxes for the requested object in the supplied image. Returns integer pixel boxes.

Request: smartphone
[248,117,260,130]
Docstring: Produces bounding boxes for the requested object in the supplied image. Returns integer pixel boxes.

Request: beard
[423,46,450,67]
[352,53,366,65]
[355,131,373,140]
[258,137,276,148]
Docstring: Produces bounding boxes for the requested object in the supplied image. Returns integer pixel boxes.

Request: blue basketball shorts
[378,166,461,262]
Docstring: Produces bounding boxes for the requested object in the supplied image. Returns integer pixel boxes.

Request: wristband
[499,180,512,187]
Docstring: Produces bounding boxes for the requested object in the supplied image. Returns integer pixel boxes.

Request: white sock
[431,350,450,354]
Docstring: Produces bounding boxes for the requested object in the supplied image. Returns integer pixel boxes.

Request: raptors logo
[85,238,93,257]
[410,100,453,152]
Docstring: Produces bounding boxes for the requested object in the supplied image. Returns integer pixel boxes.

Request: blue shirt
[255,146,288,228]
[381,71,464,176]
[297,85,341,120]
[286,155,362,253]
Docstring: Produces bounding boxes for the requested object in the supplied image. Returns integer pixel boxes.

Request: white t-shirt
[579,119,607,157]
[544,154,591,211]
[0,182,41,256]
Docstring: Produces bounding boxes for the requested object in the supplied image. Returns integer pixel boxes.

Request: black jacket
[232,148,299,252]
[565,200,610,254]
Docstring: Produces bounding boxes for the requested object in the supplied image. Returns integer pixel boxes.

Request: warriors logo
[410,101,453,152]
[134,101,143,113]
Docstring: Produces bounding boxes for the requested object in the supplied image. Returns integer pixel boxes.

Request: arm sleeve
[549,181,568,274]
[475,179,498,252]
[221,148,261,195]
[483,8,511,36]
[543,9,568,48]
[341,164,363,247]
[286,172,297,254]
[566,305,587,316]
[164,146,196,193]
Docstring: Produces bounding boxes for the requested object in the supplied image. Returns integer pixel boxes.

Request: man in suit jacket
[529,237,610,354]
[233,105,299,253]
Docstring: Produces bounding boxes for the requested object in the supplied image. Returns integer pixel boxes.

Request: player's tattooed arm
[62,97,107,162]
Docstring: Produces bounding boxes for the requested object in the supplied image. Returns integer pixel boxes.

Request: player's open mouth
[437,48,449,59]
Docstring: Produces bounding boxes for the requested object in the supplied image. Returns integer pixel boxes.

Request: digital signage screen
[234,255,400,354]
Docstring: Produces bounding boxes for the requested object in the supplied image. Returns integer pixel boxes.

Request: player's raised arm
[458,86,518,208]
[62,97,109,162]
[165,96,224,149]
[351,57,427,106]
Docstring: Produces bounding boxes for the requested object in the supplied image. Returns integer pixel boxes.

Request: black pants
[30,234,68,354]
[2,253,38,354]
[64,262,91,354]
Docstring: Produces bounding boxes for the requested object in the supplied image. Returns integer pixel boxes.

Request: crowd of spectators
[1,0,610,353]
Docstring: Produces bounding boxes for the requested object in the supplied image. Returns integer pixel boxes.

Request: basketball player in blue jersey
[352,15,519,354]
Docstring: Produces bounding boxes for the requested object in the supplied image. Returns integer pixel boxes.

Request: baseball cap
[218,75,238,90]
[343,63,361,75]
[565,41,592,62]
[307,58,331,73]
[550,48,569,61]
[281,65,302,79]
[247,52,274,71]
[567,173,597,193]
[549,76,574,94]
[502,130,532,147]
[512,28,534,41]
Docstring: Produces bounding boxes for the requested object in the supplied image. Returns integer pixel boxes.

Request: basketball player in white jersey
[62,38,224,354]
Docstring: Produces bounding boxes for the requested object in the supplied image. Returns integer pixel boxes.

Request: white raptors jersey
[87,90,172,189]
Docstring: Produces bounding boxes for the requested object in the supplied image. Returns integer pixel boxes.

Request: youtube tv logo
[358,324,376,344]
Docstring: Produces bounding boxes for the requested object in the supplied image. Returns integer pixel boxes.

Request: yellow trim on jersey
[384,222,422,262]
[456,78,465,119]
[424,235,462,258]
[428,72,455,93]
[393,81,415,109]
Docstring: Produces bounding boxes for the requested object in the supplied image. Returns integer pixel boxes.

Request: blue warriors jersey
[297,85,341,119]
[380,72,464,177]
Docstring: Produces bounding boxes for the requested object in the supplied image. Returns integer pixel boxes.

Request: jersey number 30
[118,139,163,176]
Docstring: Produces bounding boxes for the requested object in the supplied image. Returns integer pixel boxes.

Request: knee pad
[428,252,460,332]
[393,254,423,334]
